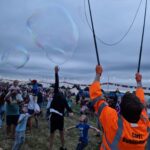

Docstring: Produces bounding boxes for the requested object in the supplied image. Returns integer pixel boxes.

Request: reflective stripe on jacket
[89,81,150,150]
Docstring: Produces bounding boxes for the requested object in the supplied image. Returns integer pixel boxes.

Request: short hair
[79,115,88,123]
[120,92,144,123]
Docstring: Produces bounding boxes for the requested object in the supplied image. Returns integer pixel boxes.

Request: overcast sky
[0,0,150,88]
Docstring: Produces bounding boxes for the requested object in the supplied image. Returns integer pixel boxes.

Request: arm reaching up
[54,66,59,94]
[135,73,145,104]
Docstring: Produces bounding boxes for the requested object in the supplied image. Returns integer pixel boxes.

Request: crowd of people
[0,65,150,150]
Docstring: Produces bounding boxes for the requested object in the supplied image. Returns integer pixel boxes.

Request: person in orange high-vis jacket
[89,65,150,150]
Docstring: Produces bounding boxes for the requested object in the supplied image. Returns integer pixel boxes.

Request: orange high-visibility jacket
[89,81,150,150]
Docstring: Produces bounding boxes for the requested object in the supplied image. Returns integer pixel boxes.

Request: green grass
[0,103,101,150]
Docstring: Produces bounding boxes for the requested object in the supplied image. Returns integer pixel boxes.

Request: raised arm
[135,73,145,104]
[54,66,59,94]
[4,91,11,101]
[89,65,104,112]
[89,65,118,133]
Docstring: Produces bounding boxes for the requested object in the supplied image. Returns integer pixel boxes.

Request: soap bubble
[27,3,79,65]
[1,46,30,69]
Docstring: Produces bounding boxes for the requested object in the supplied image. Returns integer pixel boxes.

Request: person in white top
[27,92,36,132]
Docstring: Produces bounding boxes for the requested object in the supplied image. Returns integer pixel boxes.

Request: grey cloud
[0,0,149,87]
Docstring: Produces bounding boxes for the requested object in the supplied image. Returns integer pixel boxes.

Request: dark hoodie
[50,72,72,116]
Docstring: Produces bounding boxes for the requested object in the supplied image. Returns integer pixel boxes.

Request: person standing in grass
[49,66,73,150]
[5,80,23,138]
[66,114,100,150]
[12,107,30,150]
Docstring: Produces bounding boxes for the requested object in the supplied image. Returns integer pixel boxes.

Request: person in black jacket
[49,66,73,150]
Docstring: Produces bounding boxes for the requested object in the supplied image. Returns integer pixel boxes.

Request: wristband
[95,74,101,81]
[137,81,142,88]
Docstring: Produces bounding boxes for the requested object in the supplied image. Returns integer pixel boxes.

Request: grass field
[0,103,101,150]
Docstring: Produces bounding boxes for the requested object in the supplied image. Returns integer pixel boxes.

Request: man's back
[99,105,149,150]
[50,92,70,115]
[89,65,150,150]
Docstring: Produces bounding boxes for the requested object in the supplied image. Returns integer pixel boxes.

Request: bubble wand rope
[87,0,100,65]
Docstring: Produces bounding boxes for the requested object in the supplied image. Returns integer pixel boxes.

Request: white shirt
[28,95,35,110]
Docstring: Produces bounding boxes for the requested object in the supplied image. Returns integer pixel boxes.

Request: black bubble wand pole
[87,0,100,65]
[137,0,147,73]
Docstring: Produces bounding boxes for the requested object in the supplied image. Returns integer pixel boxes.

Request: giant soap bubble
[1,46,30,69]
[27,4,79,65]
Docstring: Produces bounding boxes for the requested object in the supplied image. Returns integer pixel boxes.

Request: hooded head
[120,92,144,123]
